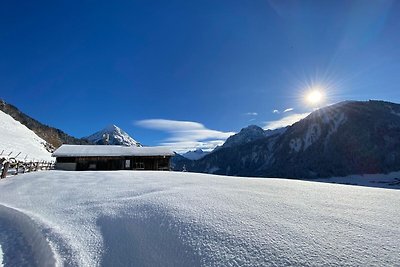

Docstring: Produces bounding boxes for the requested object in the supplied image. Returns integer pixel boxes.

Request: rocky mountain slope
[84,125,142,146]
[0,99,89,148]
[222,125,287,148]
[179,100,400,179]
[181,149,209,160]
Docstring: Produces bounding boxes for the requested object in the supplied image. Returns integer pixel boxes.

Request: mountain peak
[85,125,141,147]
[223,125,278,148]
[181,148,209,160]
[240,125,264,133]
[105,124,119,131]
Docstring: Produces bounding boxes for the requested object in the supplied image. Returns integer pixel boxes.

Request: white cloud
[136,119,235,153]
[245,112,258,116]
[283,108,294,113]
[273,109,280,114]
[159,140,226,152]
[136,119,203,132]
[263,113,310,130]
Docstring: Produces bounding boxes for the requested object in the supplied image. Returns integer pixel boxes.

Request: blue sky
[1,0,400,151]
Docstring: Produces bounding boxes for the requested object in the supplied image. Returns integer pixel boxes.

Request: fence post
[14,161,19,175]
[22,162,26,173]
[1,161,9,179]
[0,159,4,178]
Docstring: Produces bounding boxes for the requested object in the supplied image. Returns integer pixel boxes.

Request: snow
[85,125,141,147]
[290,111,347,153]
[289,138,302,152]
[0,244,3,267]
[0,110,52,161]
[0,204,56,266]
[52,145,174,157]
[0,171,399,266]
[181,149,209,160]
[317,171,400,189]
[303,123,321,150]
[324,112,347,147]
[391,110,400,117]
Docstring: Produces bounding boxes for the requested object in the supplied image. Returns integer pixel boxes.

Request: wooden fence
[0,157,55,179]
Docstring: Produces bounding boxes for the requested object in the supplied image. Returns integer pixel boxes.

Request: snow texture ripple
[0,171,399,266]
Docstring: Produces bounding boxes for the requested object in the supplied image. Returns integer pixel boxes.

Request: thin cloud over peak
[136,119,235,152]
[283,108,294,113]
[245,112,258,116]
[264,112,310,130]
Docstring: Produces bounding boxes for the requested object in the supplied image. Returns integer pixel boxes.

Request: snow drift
[0,205,56,266]
[0,171,399,266]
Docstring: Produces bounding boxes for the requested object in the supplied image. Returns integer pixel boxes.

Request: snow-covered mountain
[223,125,287,148]
[181,148,209,160]
[0,99,89,148]
[178,100,400,179]
[0,110,53,161]
[85,125,142,147]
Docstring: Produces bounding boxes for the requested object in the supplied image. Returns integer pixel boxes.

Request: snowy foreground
[0,171,399,266]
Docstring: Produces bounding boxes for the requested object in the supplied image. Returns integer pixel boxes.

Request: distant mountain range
[181,148,209,160]
[84,124,142,147]
[222,125,287,148]
[0,99,140,149]
[3,98,400,180]
[174,100,400,179]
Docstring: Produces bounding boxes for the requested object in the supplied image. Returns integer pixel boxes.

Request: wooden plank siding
[56,156,171,171]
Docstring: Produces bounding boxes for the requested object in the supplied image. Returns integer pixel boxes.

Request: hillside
[181,100,400,179]
[0,99,90,148]
[0,110,52,161]
[0,171,399,266]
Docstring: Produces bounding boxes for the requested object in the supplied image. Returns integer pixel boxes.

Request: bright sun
[305,89,324,105]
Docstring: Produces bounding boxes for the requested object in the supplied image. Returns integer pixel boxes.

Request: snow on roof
[52,145,174,157]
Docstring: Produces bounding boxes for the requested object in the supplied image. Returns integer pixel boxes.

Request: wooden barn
[52,145,174,171]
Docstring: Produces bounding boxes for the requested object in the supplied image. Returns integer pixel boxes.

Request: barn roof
[52,145,175,157]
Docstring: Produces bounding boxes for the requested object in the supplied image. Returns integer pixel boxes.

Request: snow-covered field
[316,171,400,189]
[0,110,52,161]
[0,171,399,266]
[0,245,3,267]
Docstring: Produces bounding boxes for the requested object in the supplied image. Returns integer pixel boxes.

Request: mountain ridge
[181,148,209,160]
[176,100,400,179]
[0,99,90,148]
[0,109,53,161]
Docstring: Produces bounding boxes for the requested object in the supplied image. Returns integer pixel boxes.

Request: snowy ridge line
[0,204,57,266]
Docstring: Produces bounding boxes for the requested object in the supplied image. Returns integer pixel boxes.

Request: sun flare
[305,89,324,105]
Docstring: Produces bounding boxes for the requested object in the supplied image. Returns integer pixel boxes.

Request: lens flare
[306,89,324,105]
